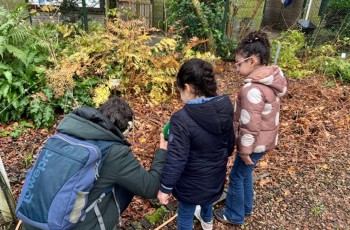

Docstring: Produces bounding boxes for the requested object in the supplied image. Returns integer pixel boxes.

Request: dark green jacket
[24,107,166,230]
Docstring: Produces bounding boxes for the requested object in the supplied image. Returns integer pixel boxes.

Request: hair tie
[248,37,259,43]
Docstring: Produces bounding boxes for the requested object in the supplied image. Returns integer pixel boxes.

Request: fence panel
[225,0,323,39]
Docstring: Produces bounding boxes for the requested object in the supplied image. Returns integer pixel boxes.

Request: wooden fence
[28,0,153,28]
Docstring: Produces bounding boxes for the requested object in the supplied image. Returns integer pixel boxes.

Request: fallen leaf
[259,178,272,187]
[322,164,329,169]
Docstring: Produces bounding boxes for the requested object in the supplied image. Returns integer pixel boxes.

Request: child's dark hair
[236,30,271,65]
[176,58,217,97]
[98,97,134,132]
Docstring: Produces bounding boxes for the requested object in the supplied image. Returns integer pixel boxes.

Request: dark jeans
[177,201,213,230]
[223,152,265,224]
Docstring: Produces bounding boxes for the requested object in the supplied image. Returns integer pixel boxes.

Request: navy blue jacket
[160,94,235,204]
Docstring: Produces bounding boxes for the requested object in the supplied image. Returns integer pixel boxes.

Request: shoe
[194,205,213,230]
[214,209,243,225]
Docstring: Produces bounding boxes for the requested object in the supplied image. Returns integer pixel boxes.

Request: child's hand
[159,133,168,150]
[157,190,170,205]
[240,155,254,165]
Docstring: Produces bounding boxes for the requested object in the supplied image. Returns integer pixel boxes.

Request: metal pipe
[305,0,313,20]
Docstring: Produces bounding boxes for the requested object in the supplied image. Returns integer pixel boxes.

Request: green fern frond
[0,62,11,70]
[0,35,8,58]
[3,71,12,83]
[25,50,39,66]
[6,44,27,65]
[8,27,29,45]
[0,19,15,34]
[0,7,7,19]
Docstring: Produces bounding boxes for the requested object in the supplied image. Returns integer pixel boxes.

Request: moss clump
[145,206,168,224]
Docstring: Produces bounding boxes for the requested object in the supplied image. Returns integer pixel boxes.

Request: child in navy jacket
[157,58,235,230]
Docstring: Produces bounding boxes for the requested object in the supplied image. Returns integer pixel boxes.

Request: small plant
[145,206,168,224]
[9,121,33,138]
[24,149,35,167]
[322,81,337,88]
[27,88,56,128]
[0,129,11,137]
[19,121,34,128]
[311,204,324,217]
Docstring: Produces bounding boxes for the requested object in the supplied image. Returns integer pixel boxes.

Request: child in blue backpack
[157,58,235,230]
[22,97,168,230]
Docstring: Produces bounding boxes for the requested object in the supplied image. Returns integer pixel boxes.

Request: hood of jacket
[56,107,130,145]
[183,94,233,134]
[244,65,287,97]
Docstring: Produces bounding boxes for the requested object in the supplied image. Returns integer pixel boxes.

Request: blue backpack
[16,133,118,230]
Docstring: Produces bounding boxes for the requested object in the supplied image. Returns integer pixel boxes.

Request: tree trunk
[261,0,305,30]
[238,0,265,38]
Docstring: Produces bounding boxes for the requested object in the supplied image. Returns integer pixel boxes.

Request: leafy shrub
[27,88,56,128]
[167,0,226,54]
[306,42,350,83]
[47,9,216,107]
[0,5,93,128]
[271,30,313,78]
[0,6,52,125]
[323,0,350,38]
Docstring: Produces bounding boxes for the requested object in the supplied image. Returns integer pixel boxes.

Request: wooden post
[0,157,16,227]
[82,0,88,31]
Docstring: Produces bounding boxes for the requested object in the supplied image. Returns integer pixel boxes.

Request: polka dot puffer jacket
[234,65,287,156]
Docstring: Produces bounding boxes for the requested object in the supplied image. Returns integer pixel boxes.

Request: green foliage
[271,30,350,83]
[1,120,34,139]
[0,64,30,122]
[216,38,238,61]
[322,80,336,88]
[47,10,210,105]
[311,204,324,217]
[167,0,227,55]
[0,0,23,10]
[24,149,35,167]
[0,5,94,128]
[308,56,350,83]
[271,30,313,78]
[56,77,99,113]
[27,88,56,128]
[323,0,350,38]
[145,206,168,224]
[0,5,52,126]
[168,0,224,41]
[306,38,350,83]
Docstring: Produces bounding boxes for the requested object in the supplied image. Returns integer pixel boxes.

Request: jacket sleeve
[159,112,190,194]
[101,144,167,199]
[227,127,235,157]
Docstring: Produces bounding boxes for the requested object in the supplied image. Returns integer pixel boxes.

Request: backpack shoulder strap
[84,187,120,230]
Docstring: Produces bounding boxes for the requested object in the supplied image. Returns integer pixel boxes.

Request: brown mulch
[1,61,349,229]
